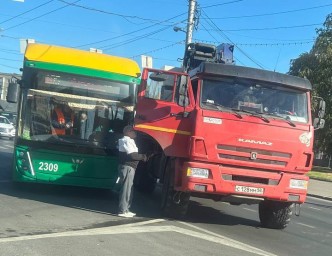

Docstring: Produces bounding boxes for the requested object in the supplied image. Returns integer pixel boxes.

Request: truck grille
[217,144,291,167]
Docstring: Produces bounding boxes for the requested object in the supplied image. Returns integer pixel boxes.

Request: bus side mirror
[6,82,20,103]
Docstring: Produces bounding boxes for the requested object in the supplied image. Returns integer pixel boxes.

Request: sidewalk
[307,179,332,201]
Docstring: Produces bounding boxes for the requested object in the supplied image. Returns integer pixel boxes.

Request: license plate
[235,185,264,195]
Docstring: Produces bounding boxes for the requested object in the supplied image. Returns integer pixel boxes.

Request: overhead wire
[0,57,22,62]
[216,23,323,32]
[131,40,185,59]
[2,0,82,31]
[0,63,19,70]
[101,25,175,51]
[76,13,187,48]
[199,6,266,69]
[57,0,182,26]
[0,0,55,25]
[202,0,244,9]
[200,3,332,20]
[193,38,315,46]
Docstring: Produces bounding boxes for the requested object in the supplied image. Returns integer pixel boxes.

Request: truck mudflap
[175,161,309,203]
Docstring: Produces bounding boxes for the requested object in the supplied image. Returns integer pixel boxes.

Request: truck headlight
[290,179,308,189]
[187,167,209,178]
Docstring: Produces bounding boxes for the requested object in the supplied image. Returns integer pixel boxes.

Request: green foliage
[289,13,332,154]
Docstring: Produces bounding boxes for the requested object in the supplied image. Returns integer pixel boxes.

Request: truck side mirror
[314,118,325,129]
[6,82,20,103]
[317,99,326,118]
[177,75,189,107]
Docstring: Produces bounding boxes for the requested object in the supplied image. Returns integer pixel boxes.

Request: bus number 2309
[38,162,59,172]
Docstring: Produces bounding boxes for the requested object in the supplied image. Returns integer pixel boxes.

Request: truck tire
[259,200,293,229]
[161,159,190,219]
[134,161,157,194]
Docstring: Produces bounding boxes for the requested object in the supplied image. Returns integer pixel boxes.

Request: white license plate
[235,185,264,195]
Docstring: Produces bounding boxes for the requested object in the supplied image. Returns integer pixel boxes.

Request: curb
[309,178,332,183]
[307,194,332,201]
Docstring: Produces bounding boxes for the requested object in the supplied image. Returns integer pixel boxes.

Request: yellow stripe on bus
[25,43,140,77]
[135,124,191,136]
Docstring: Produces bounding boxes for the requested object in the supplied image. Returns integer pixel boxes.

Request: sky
[0,0,331,75]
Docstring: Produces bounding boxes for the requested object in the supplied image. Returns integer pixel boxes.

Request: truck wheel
[259,200,293,229]
[134,161,157,194]
[161,159,190,219]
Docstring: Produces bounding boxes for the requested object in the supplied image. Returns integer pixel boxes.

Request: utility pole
[185,0,196,47]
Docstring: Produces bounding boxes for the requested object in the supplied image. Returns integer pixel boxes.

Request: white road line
[0,219,166,244]
[0,220,276,255]
[178,221,276,256]
[308,206,321,211]
[117,218,166,227]
[243,207,256,212]
[295,222,316,229]
[0,146,6,149]
[307,196,332,202]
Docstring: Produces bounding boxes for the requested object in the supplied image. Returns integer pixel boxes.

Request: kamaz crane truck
[133,43,325,229]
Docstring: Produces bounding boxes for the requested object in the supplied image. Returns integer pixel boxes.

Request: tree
[289,13,332,155]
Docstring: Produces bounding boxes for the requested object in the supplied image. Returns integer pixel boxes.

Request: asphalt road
[0,138,331,256]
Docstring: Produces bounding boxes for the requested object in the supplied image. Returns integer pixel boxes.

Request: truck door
[135,68,194,157]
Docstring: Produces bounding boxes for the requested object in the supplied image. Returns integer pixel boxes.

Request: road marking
[308,206,321,211]
[117,218,166,227]
[295,222,316,229]
[0,146,6,149]
[178,221,276,256]
[243,207,256,212]
[307,196,332,202]
[0,220,276,255]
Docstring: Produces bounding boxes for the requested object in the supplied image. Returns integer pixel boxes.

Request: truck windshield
[18,71,136,150]
[200,79,309,123]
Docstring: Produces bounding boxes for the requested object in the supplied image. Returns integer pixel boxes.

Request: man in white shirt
[117,125,147,217]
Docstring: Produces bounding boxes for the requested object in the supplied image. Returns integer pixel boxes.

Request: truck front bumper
[175,161,309,203]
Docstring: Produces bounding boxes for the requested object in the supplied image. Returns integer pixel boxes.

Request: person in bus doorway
[51,103,74,136]
[117,125,147,218]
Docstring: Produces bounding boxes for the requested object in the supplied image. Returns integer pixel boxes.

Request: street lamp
[173,26,186,33]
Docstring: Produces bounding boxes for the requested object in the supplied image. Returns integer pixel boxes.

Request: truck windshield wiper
[266,113,296,127]
[236,109,270,123]
[202,101,242,119]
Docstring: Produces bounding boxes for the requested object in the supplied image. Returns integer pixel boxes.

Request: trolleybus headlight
[290,179,308,189]
[187,167,209,179]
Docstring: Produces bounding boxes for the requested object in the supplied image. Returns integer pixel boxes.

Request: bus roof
[24,43,141,78]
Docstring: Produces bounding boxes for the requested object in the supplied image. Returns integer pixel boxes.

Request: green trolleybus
[8,43,141,189]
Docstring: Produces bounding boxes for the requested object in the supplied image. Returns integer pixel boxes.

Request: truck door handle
[170,113,181,117]
[136,114,146,120]
[170,112,190,118]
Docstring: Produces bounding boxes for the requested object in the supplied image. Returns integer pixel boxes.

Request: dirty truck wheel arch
[161,158,190,219]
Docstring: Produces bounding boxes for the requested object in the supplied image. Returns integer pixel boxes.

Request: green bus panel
[13,145,119,189]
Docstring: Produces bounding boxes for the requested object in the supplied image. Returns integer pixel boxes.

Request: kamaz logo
[238,138,273,146]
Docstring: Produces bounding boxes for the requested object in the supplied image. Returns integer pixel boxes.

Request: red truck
[133,43,325,229]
